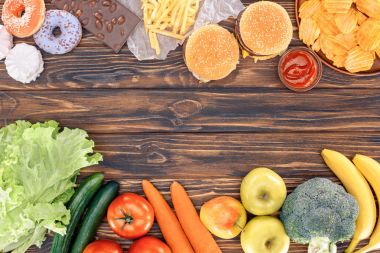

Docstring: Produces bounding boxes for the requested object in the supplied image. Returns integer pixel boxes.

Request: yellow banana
[353,154,380,253]
[321,149,376,253]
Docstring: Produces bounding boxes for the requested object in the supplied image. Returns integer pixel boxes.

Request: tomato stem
[115,208,134,230]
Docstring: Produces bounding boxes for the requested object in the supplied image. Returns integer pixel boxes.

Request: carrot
[170,181,222,253]
[142,180,194,253]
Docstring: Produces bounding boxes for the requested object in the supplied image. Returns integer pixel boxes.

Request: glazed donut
[0,25,13,60]
[1,0,45,38]
[33,10,82,55]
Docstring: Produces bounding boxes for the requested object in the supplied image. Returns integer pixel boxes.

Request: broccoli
[280,178,359,253]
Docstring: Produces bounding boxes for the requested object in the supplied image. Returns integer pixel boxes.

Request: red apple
[200,196,247,239]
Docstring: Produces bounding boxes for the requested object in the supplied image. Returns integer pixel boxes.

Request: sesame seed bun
[184,24,240,82]
[236,1,293,56]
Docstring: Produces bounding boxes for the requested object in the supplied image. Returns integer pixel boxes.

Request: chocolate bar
[53,0,141,53]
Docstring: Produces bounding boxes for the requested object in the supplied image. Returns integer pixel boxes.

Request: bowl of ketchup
[278,47,322,92]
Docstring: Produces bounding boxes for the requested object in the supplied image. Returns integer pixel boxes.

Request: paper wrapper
[119,0,245,61]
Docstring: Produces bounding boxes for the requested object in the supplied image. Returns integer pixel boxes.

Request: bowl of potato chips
[295,0,380,76]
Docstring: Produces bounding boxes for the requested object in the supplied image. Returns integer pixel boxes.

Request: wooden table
[1,0,380,252]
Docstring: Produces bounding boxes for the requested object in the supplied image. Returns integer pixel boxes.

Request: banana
[353,154,380,253]
[321,149,377,253]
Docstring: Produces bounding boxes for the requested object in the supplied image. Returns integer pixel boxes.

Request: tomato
[129,236,172,253]
[84,240,123,253]
[107,193,154,239]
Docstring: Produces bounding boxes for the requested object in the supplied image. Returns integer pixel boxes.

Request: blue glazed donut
[34,10,82,55]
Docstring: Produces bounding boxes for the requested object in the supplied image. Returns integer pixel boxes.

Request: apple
[241,216,290,253]
[200,196,247,239]
[240,167,287,215]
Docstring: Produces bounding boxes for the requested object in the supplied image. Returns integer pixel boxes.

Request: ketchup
[280,50,318,89]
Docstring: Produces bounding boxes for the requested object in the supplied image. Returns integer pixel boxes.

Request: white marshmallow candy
[5,43,44,84]
[0,25,13,60]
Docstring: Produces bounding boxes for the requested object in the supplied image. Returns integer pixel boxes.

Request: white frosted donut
[33,10,82,55]
[5,43,44,84]
[0,25,13,60]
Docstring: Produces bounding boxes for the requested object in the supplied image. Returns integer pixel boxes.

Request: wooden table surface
[1,0,380,252]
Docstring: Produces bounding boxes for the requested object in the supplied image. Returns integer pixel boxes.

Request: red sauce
[280,50,318,89]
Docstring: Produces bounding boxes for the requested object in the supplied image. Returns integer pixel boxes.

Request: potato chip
[335,32,357,50]
[313,8,341,35]
[320,35,335,60]
[334,8,358,34]
[357,18,380,51]
[356,9,368,25]
[299,18,321,46]
[332,54,347,68]
[345,46,375,73]
[320,34,349,57]
[356,0,380,19]
[298,0,379,72]
[299,0,322,19]
[323,0,353,13]
[312,37,321,51]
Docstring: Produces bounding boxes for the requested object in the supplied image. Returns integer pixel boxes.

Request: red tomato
[129,236,172,253]
[107,193,154,239]
[84,240,123,253]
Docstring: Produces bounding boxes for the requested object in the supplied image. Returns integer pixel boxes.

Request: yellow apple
[200,196,247,239]
[240,167,287,215]
[241,216,290,253]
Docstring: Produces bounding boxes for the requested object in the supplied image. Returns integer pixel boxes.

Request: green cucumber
[70,181,119,253]
[51,173,104,253]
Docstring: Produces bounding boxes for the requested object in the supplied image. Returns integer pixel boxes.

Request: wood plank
[28,237,369,253]
[89,132,380,179]
[1,89,379,133]
[0,2,379,90]
[25,132,380,252]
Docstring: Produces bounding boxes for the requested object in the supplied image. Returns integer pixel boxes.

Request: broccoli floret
[280,178,359,253]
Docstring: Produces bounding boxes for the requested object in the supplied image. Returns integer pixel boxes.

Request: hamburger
[184,24,240,82]
[235,1,293,61]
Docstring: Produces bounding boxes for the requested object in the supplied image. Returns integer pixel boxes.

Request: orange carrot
[170,181,222,253]
[142,180,194,253]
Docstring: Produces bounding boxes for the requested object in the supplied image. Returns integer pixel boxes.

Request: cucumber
[51,173,104,253]
[70,181,120,253]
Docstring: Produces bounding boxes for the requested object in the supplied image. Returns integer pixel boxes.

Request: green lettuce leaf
[0,120,102,252]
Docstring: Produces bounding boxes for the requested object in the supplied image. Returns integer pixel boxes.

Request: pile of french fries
[142,0,200,55]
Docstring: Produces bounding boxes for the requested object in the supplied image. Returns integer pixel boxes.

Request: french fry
[151,28,185,40]
[180,0,192,35]
[170,2,181,26]
[173,2,186,33]
[149,30,160,55]
[143,0,200,55]
[156,0,177,24]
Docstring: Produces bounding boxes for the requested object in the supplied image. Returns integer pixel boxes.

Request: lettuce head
[0,120,102,253]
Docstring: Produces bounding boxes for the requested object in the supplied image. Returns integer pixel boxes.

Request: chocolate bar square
[53,0,141,53]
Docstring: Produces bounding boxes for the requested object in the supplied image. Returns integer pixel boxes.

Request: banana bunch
[321,149,380,253]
